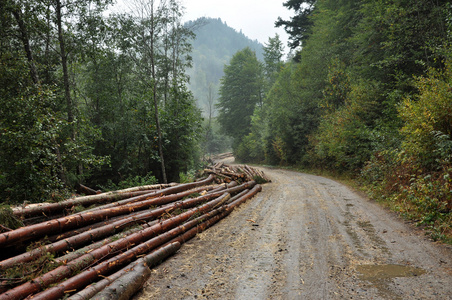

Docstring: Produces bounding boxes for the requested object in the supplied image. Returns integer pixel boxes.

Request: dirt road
[134,166,452,299]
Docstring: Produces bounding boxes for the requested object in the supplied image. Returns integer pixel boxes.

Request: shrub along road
[135,166,452,299]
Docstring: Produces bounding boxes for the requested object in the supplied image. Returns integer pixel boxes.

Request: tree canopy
[216,47,264,150]
[0,0,202,202]
[237,0,452,240]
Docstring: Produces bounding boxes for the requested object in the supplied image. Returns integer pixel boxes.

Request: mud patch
[356,264,426,281]
[356,264,427,299]
[357,221,389,254]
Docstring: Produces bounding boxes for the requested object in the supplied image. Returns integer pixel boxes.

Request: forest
[217,0,452,241]
[1,0,203,203]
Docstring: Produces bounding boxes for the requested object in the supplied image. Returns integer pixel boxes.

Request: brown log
[68,242,180,300]
[225,189,250,204]
[0,189,226,270]
[33,183,260,300]
[49,202,230,300]
[227,184,262,209]
[47,184,216,242]
[91,259,151,300]
[13,190,151,219]
[27,194,231,300]
[0,194,230,300]
[80,183,216,214]
[204,169,233,181]
[44,210,145,243]
[13,177,209,220]
[0,222,160,293]
[169,185,262,246]
[76,184,99,196]
[0,171,260,299]
[207,181,238,194]
[54,220,159,265]
[0,176,215,248]
[109,183,177,193]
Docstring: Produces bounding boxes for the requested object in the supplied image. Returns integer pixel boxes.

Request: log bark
[91,260,151,300]
[13,178,207,219]
[0,190,226,270]
[13,190,151,219]
[112,183,177,193]
[168,185,262,246]
[0,194,230,300]
[54,220,159,265]
[0,165,265,299]
[68,242,180,300]
[0,176,215,248]
[76,184,99,196]
[81,183,216,214]
[27,194,230,300]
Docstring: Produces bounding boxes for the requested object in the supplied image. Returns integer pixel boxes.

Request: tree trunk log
[0,176,215,248]
[0,194,230,300]
[68,242,180,300]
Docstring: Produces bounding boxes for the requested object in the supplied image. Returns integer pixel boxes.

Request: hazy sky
[181,0,293,49]
[112,0,293,53]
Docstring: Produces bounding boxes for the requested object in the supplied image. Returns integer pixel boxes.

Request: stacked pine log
[210,152,233,161]
[204,162,271,184]
[0,164,269,300]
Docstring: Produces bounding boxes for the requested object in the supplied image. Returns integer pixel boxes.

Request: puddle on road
[356,264,426,281]
[356,264,426,299]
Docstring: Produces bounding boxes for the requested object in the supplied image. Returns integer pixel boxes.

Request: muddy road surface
[134,167,452,299]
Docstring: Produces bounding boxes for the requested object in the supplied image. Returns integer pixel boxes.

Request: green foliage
[202,119,233,156]
[312,79,387,172]
[3,240,60,285]
[263,34,284,88]
[0,68,67,202]
[399,60,452,169]
[269,0,452,241]
[179,170,196,184]
[217,47,264,150]
[263,62,310,165]
[321,58,351,111]
[103,172,158,191]
[161,82,204,181]
[0,204,23,230]
[359,59,452,242]
[0,0,204,202]
[236,107,266,163]
[252,175,267,185]
[275,0,316,50]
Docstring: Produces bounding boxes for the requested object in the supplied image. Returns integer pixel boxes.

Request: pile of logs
[210,152,234,161]
[0,164,269,300]
[204,162,271,184]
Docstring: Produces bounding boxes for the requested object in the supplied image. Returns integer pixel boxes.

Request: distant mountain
[185,17,264,116]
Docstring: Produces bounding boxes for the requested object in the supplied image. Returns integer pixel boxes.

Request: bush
[102,172,158,191]
[399,60,452,169]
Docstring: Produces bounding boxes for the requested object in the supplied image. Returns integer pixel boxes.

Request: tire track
[134,167,452,300]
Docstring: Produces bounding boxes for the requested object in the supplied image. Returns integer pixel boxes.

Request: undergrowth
[3,241,60,287]
[101,172,158,191]
[360,145,452,244]
[0,204,23,231]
